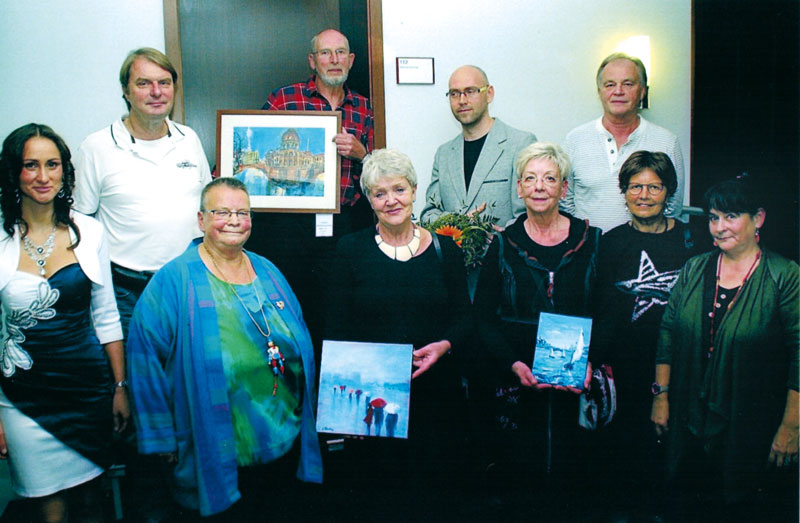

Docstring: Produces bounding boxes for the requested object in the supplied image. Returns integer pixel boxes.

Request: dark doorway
[164,0,384,168]
[692,0,799,261]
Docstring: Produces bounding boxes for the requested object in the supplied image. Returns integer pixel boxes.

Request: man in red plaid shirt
[262,28,374,213]
[251,29,374,357]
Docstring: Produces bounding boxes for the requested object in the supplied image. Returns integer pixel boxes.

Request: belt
[111,263,156,293]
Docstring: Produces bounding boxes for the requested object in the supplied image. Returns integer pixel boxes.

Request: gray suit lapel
[445,136,468,203]
[465,119,506,206]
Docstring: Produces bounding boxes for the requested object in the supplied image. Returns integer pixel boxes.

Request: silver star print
[615,250,680,321]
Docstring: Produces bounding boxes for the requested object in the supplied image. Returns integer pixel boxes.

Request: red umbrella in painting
[370,398,387,436]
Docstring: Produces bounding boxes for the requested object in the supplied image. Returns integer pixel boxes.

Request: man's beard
[317,69,348,87]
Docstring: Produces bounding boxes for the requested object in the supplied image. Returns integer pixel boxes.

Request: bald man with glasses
[421,65,536,227]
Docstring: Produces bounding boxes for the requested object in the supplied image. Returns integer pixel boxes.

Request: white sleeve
[89,225,123,344]
[73,140,102,216]
[664,137,685,218]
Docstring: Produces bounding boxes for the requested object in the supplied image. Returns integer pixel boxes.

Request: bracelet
[114,380,128,390]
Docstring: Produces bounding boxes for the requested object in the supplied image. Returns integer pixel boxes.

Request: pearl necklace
[22,225,57,276]
[375,225,420,262]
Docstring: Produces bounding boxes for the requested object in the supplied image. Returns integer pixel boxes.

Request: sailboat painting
[531,312,593,389]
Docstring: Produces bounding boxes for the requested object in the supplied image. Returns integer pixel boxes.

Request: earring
[15,189,21,204]
[755,228,760,243]
[57,186,65,198]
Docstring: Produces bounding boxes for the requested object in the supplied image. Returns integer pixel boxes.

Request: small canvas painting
[316,340,412,439]
[531,312,592,389]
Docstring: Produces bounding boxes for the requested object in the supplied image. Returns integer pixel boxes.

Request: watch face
[651,382,661,395]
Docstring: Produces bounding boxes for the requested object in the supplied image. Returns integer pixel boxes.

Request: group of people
[0,26,796,523]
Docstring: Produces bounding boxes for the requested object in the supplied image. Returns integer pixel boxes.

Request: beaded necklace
[708,250,761,354]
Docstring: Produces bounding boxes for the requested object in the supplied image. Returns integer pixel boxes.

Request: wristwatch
[651,382,669,396]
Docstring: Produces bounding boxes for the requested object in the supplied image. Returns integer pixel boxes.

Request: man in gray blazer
[421,65,536,226]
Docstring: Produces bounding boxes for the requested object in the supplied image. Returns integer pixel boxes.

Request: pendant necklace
[22,224,57,276]
[375,225,420,261]
[708,250,761,354]
[631,217,667,234]
[203,244,284,395]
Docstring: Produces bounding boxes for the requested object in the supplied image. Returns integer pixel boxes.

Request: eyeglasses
[626,183,665,195]
[315,48,349,60]
[205,209,252,220]
[446,85,489,100]
[520,174,561,187]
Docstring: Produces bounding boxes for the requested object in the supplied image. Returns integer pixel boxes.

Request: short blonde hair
[514,142,571,182]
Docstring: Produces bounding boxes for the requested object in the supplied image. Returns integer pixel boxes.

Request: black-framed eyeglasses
[205,209,252,220]
[445,85,489,99]
[626,183,665,195]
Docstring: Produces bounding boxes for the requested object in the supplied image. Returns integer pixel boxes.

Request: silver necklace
[22,225,57,276]
[202,244,272,339]
[375,225,420,262]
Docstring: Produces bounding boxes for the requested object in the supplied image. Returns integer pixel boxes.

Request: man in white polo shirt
[561,52,685,232]
[74,47,211,336]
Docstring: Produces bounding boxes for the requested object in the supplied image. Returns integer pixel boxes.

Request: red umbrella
[370,398,387,408]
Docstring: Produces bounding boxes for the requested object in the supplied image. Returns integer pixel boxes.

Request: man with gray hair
[255,29,374,356]
[561,52,685,232]
[262,28,373,222]
[421,65,536,226]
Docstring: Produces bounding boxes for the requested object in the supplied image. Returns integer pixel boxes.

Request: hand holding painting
[511,360,592,393]
[333,132,366,160]
[411,339,451,379]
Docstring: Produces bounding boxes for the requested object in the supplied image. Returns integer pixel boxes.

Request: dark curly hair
[0,123,80,247]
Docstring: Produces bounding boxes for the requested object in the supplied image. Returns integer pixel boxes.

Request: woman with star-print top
[591,151,706,520]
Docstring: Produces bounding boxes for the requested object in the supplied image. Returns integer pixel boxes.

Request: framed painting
[316,340,413,439]
[216,109,341,213]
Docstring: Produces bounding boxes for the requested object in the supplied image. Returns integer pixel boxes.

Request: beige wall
[380,0,692,214]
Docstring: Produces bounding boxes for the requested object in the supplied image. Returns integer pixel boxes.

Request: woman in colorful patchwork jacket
[127,178,322,518]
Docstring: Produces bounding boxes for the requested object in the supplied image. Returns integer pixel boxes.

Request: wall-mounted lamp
[616,35,651,108]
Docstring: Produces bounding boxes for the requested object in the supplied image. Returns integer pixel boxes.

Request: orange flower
[435,225,463,241]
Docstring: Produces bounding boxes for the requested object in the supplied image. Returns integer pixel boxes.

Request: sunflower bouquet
[421,206,498,267]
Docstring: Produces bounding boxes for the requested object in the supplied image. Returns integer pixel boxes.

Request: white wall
[381,0,692,216]
[0,0,165,153]
[0,0,690,212]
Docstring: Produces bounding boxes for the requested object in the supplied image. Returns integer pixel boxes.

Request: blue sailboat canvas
[531,312,592,389]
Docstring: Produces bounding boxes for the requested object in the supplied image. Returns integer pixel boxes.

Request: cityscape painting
[216,110,341,213]
[531,312,593,389]
[316,340,413,439]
